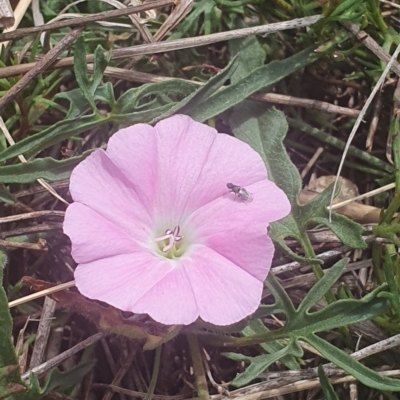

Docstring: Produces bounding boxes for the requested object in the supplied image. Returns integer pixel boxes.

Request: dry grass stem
[0,0,31,47]
[0,27,82,111]
[0,117,69,205]
[8,280,75,309]
[89,65,358,117]
[329,42,400,219]
[0,0,175,42]
[29,297,57,368]
[0,210,65,224]
[342,20,400,77]
[330,182,395,211]
[0,238,47,250]
[221,370,400,400]
[0,0,14,28]
[301,147,324,178]
[153,0,193,41]
[0,15,322,79]
[379,0,400,9]
[21,332,105,380]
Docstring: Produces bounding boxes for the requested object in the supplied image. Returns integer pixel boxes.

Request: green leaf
[232,105,300,203]
[0,251,21,384]
[42,360,96,394]
[150,56,240,124]
[297,259,348,314]
[224,341,303,387]
[0,151,92,184]
[111,104,177,126]
[0,113,106,162]
[308,334,400,391]
[242,320,300,370]
[118,80,197,115]
[168,0,218,40]
[318,365,339,400]
[268,214,320,264]
[221,263,390,388]
[74,37,108,113]
[0,188,15,205]
[56,83,116,119]
[228,19,265,84]
[55,89,89,119]
[189,47,316,122]
[294,295,388,335]
[231,106,366,250]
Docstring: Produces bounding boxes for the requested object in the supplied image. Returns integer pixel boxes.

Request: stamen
[155,225,183,252]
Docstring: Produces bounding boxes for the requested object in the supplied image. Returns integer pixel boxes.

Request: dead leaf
[299,175,380,224]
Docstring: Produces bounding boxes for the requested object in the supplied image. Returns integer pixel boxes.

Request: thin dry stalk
[0,210,65,224]
[330,182,395,210]
[0,27,82,111]
[8,280,75,309]
[329,43,400,219]
[0,0,14,28]
[0,15,322,79]
[366,91,382,151]
[342,20,400,77]
[0,118,69,205]
[29,297,57,368]
[22,332,105,380]
[221,370,400,400]
[0,238,47,250]
[0,0,31,47]
[90,65,358,117]
[0,0,175,42]
[301,147,324,178]
[102,349,137,400]
[153,0,193,41]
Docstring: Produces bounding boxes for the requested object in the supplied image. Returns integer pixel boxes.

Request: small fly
[227,183,253,203]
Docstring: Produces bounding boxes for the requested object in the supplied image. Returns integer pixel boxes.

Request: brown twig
[366,91,382,151]
[342,20,400,77]
[0,238,47,250]
[153,0,193,41]
[0,27,82,111]
[0,0,175,42]
[1,223,62,238]
[0,15,322,79]
[0,0,14,28]
[90,65,359,117]
[251,93,359,117]
[21,332,105,380]
[29,297,57,368]
[0,210,65,224]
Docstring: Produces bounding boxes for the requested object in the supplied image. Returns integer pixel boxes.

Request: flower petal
[64,203,140,264]
[181,131,269,213]
[149,115,271,220]
[185,179,290,280]
[74,253,176,312]
[70,149,151,240]
[184,245,263,325]
[130,266,199,325]
[149,115,217,223]
[127,245,263,325]
[105,124,157,215]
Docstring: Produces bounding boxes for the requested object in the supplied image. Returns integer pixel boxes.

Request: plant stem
[187,334,209,400]
[145,345,162,400]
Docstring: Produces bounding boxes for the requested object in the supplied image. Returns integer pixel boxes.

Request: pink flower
[63,115,290,326]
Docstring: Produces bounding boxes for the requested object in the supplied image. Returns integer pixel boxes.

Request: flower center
[154,225,185,259]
